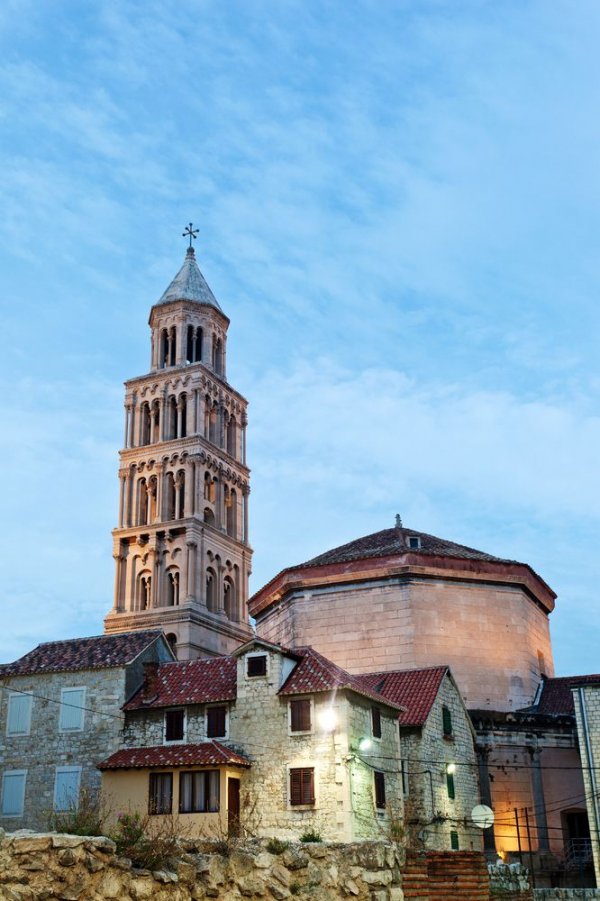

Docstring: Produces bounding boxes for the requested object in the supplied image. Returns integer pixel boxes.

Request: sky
[1,0,599,675]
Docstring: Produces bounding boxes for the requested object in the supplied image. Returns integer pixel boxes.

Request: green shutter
[442,705,453,737]
[450,830,459,850]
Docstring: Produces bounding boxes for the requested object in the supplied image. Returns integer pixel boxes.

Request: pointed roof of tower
[157,247,223,312]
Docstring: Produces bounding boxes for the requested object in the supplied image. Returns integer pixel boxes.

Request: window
[1,770,26,817]
[59,688,86,732]
[401,759,409,797]
[290,699,312,733]
[408,536,421,549]
[165,709,185,743]
[6,692,32,736]
[179,771,220,813]
[374,771,386,810]
[446,772,455,800]
[54,767,81,812]
[371,706,382,739]
[442,705,453,738]
[289,767,315,806]
[450,830,459,850]
[206,705,227,738]
[247,655,267,678]
[149,773,172,815]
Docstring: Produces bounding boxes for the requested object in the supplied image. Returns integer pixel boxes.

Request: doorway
[228,777,240,837]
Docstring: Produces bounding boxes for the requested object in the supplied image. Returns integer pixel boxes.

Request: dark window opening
[442,705,453,738]
[149,772,172,815]
[207,705,227,738]
[247,655,267,677]
[290,767,315,806]
[446,772,455,800]
[450,830,459,850]
[371,706,382,739]
[290,699,311,733]
[179,770,219,813]
[165,709,185,742]
[374,771,386,810]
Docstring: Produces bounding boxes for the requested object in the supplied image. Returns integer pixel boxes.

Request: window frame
[53,766,82,812]
[450,829,460,850]
[246,653,268,678]
[289,698,313,735]
[6,692,33,737]
[179,770,220,814]
[148,772,173,815]
[164,708,186,744]
[59,687,86,733]
[374,770,386,810]
[206,704,228,739]
[289,766,316,807]
[1,769,27,817]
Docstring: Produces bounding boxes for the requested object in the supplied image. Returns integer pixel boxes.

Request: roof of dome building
[157,247,223,312]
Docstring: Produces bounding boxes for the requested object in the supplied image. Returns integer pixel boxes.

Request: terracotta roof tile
[125,657,237,710]
[535,675,600,717]
[279,647,403,711]
[98,741,250,770]
[0,631,165,676]
[361,666,448,727]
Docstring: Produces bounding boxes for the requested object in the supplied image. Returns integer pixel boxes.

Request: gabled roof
[157,247,223,312]
[125,656,237,710]
[279,647,404,712]
[98,741,250,770]
[361,666,448,727]
[301,527,507,568]
[0,631,166,677]
[534,675,600,717]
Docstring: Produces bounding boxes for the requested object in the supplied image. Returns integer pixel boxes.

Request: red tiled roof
[298,527,508,569]
[361,666,448,727]
[98,741,251,770]
[535,675,600,717]
[125,657,237,710]
[0,631,166,676]
[279,647,404,712]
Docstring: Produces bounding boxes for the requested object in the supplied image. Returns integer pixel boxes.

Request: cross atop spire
[182,222,199,250]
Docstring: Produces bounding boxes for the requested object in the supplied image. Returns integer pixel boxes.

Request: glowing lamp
[357,736,372,752]
[317,708,338,732]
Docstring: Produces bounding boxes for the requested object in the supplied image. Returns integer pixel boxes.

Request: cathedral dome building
[249,522,556,712]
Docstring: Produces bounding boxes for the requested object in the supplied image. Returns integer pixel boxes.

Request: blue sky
[1,0,599,674]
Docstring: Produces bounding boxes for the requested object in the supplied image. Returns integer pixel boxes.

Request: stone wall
[533,892,600,900]
[0,830,405,900]
[572,685,600,884]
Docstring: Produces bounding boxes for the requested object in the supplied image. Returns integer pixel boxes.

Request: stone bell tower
[104,226,252,659]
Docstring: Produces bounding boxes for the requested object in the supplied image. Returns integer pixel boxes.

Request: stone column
[186,541,197,601]
[241,413,248,465]
[159,393,167,441]
[112,552,122,611]
[197,390,205,437]
[242,487,250,544]
[123,470,132,528]
[155,463,164,521]
[175,472,184,520]
[184,463,194,517]
[189,390,197,435]
[216,563,225,613]
[219,400,225,448]
[528,745,549,851]
[176,397,184,440]
[123,406,130,448]
[152,553,161,608]
[118,473,126,527]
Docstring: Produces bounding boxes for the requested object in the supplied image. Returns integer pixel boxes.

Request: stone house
[0,630,173,830]
[99,638,404,842]
[570,675,600,885]
[362,665,482,853]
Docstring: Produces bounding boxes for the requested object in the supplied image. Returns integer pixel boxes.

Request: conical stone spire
[158,246,223,311]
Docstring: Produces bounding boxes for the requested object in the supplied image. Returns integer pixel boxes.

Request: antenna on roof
[395,514,403,529]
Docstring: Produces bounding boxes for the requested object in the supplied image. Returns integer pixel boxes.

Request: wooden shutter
[290,699,311,732]
[374,771,386,809]
[290,767,314,805]
[446,772,455,800]
[442,705,453,737]
[165,709,185,741]
[247,655,267,677]
[207,705,227,737]
[371,706,382,738]
[450,830,459,850]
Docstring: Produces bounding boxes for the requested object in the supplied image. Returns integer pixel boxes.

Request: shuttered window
[289,767,315,805]
[149,773,173,815]
[179,771,220,813]
[442,705,453,738]
[7,693,32,736]
[247,655,267,677]
[371,706,382,739]
[290,699,311,733]
[1,771,26,817]
[446,772,455,800]
[165,709,185,742]
[54,767,81,812]
[450,830,459,850]
[206,706,227,738]
[59,688,86,732]
[374,771,386,810]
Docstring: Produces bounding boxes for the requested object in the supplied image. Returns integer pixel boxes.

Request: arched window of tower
[227,416,237,457]
[224,575,236,621]
[159,328,169,369]
[140,402,151,446]
[215,337,223,376]
[226,488,237,538]
[137,478,148,526]
[166,568,180,607]
[204,506,215,526]
[165,471,176,521]
[167,396,177,440]
[175,470,185,519]
[208,403,218,444]
[186,325,202,363]
[137,571,152,610]
[206,567,216,611]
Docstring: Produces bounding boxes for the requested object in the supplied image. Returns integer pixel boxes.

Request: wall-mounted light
[317,708,337,732]
[446,762,456,775]
[357,736,372,752]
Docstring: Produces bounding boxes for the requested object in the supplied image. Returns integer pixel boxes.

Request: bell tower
[104,226,252,659]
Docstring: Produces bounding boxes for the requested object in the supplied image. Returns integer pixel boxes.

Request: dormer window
[408,536,421,549]
[247,654,267,678]
[165,708,185,743]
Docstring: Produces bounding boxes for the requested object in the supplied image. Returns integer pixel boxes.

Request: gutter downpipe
[577,686,600,886]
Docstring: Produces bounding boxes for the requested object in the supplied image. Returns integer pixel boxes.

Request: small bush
[111,811,183,871]
[266,837,290,855]
[47,788,105,837]
[299,828,322,843]
[290,881,302,895]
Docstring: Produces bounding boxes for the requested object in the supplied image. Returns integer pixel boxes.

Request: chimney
[142,661,160,703]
